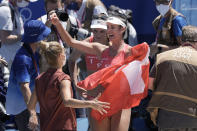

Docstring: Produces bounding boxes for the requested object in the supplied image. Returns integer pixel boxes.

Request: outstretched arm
[49,12,107,56]
[60,80,110,115]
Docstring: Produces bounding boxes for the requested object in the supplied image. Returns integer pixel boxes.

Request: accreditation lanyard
[23,44,39,76]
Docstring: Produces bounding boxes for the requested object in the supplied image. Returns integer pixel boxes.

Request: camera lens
[56,10,69,21]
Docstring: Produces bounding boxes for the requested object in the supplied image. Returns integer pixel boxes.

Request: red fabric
[78,43,150,121]
[85,36,101,71]
[85,42,129,71]
[36,68,77,131]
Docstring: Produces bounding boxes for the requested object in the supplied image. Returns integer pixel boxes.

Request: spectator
[5,20,51,131]
[38,0,70,73]
[66,0,107,30]
[0,0,37,69]
[148,25,197,131]
[50,11,134,131]
[27,41,109,131]
[150,0,187,55]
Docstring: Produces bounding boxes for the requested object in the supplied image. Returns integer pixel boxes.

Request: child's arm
[60,80,110,115]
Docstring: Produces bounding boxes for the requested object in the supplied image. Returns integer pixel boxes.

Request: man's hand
[28,112,38,131]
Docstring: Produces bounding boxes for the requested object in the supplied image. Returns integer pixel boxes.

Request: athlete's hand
[86,84,105,98]
[49,11,61,26]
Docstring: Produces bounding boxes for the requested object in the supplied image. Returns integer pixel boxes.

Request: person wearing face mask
[5,20,51,131]
[0,0,38,70]
[150,0,187,56]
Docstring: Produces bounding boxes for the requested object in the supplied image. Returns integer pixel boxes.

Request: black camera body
[53,11,91,40]
[70,27,91,40]
[55,10,69,22]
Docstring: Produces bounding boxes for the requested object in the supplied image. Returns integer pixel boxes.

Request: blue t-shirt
[159,15,187,37]
[6,45,40,115]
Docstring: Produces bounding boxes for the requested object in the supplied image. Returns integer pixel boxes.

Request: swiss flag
[78,42,150,121]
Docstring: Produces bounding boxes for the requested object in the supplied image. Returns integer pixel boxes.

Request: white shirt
[72,0,108,24]
[76,0,87,23]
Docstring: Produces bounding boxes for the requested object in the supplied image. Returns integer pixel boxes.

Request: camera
[55,10,69,22]
[51,12,91,40]
[70,26,92,40]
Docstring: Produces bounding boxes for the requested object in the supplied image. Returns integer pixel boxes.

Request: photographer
[39,0,91,73]
[38,0,71,73]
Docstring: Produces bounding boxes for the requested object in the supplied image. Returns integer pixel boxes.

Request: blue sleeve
[14,55,31,83]
[173,15,187,37]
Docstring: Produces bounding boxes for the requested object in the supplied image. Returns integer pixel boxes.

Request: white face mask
[17,0,29,8]
[156,4,170,16]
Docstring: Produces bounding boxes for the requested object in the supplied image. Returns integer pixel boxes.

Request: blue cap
[21,20,51,43]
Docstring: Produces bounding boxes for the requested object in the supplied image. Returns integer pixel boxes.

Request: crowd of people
[1,0,197,131]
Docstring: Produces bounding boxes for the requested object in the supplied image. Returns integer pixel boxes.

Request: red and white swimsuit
[85,37,129,71]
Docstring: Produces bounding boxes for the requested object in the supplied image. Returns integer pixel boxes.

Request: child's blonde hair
[39,41,65,67]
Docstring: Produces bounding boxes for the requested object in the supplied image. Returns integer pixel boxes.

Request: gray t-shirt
[0,1,24,69]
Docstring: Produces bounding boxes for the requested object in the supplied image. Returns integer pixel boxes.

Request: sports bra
[85,37,129,71]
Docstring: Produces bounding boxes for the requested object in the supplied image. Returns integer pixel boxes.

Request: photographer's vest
[84,0,106,30]
[152,8,184,46]
[147,46,197,124]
